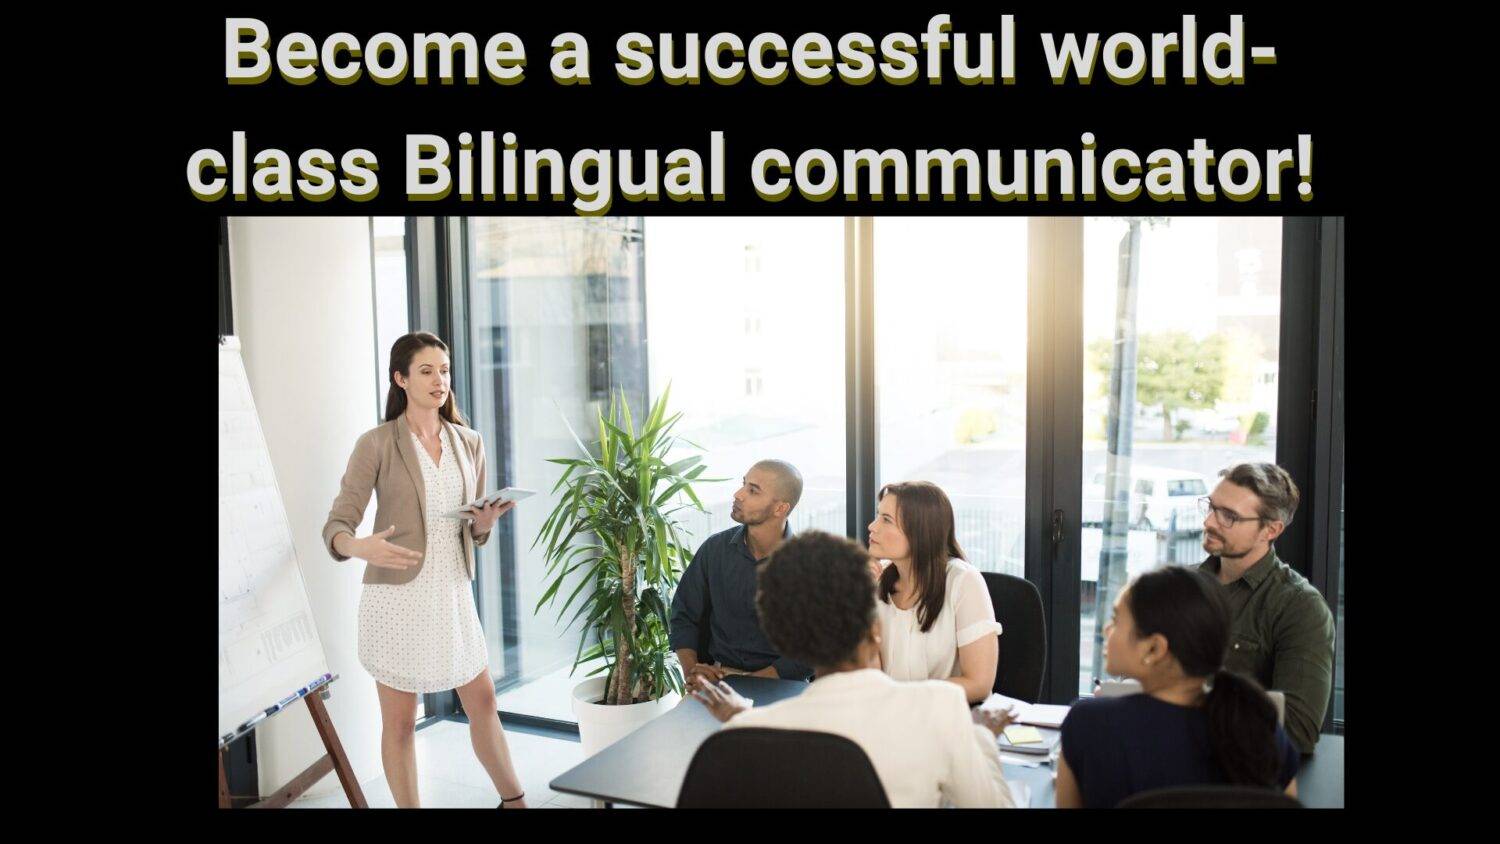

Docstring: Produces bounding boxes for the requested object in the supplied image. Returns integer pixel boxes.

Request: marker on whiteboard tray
[237,709,271,733]
[289,674,328,699]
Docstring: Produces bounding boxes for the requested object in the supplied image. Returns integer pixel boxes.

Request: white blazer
[724,669,1015,808]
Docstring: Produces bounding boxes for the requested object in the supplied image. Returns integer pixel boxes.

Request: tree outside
[1089,331,1225,440]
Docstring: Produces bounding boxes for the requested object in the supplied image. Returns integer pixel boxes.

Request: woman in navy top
[1057,566,1300,808]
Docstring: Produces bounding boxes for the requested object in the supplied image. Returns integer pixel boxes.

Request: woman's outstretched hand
[353,525,424,570]
[972,705,1019,738]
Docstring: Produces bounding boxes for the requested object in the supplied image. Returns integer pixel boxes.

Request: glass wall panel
[642,218,847,543]
[873,218,1028,577]
[1078,217,1283,696]
[462,217,647,720]
[461,217,842,721]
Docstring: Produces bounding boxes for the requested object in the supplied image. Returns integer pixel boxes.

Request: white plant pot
[571,676,680,759]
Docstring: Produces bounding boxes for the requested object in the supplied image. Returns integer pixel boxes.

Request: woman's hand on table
[690,677,752,723]
[973,704,1019,738]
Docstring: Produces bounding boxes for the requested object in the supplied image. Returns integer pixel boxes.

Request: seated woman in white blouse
[868,481,1001,704]
[691,530,1017,808]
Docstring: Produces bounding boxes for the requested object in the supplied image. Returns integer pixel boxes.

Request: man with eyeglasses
[1196,463,1335,753]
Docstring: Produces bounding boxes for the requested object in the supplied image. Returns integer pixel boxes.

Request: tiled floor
[290,719,591,809]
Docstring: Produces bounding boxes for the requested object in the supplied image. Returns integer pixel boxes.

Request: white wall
[229,217,383,799]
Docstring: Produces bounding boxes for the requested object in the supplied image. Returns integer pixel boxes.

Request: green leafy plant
[533,386,717,705]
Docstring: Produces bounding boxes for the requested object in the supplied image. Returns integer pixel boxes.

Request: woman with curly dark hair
[690,530,1018,808]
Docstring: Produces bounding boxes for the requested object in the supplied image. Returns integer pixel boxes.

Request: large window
[369,216,415,715]
[874,219,1027,576]
[1078,217,1282,695]
[643,218,847,542]
[457,217,843,722]
[371,217,411,417]
[415,214,1340,724]
[462,218,647,721]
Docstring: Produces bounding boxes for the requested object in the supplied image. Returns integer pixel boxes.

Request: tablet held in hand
[447,487,536,519]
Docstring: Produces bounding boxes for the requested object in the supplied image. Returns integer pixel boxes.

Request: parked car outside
[1081,465,1210,531]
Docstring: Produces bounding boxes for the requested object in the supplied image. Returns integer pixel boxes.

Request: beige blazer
[322,415,491,585]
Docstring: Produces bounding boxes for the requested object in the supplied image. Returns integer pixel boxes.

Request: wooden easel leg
[218,748,232,808]
[305,692,369,808]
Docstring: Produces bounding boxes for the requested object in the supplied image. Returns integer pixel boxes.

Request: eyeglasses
[1197,497,1264,529]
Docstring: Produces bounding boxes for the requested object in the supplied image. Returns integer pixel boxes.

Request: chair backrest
[981,571,1046,703]
[676,728,891,808]
[1117,785,1303,809]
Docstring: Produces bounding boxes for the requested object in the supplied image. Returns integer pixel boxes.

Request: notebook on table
[996,724,1062,756]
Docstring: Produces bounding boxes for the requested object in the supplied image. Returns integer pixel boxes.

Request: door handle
[1052,509,1064,546]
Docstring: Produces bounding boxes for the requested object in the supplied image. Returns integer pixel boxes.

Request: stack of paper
[980,693,1071,728]
[996,725,1060,756]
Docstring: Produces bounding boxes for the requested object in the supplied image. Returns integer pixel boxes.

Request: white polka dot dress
[357,427,489,694]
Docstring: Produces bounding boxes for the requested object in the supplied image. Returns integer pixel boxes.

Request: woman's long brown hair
[384,332,468,427]
[875,481,966,632]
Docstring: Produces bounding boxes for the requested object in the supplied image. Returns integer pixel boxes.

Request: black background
[111,2,1395,822]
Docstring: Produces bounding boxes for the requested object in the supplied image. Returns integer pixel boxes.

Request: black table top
[551,676,808,808]
[548,675,1345,808]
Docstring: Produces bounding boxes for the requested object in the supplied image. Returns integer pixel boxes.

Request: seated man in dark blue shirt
[670,459,813,684]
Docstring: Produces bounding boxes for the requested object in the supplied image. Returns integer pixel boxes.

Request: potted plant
[533,386,715,757]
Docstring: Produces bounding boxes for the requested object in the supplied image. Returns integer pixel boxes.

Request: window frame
[410,214,1344,728]
[218,216,233,338]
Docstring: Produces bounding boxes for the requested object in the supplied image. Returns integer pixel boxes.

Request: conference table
[549,675,1345,809]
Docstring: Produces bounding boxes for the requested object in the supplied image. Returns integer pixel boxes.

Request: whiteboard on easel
[219,337,330,740]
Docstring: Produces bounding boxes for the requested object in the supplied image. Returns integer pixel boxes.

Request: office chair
[1117,785,1303,808]
[981,571,1047,703]
[676,728,891,808]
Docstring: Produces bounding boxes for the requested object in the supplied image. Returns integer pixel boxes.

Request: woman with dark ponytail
[322,332,527,808]
[1055,566,1300,808]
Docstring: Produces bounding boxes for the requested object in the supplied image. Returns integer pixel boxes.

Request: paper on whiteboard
[218,338,330,739]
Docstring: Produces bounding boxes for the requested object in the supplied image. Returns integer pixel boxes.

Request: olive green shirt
[1198,547,1335,754]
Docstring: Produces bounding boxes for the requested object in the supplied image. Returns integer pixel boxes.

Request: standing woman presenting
[323,332,527,808]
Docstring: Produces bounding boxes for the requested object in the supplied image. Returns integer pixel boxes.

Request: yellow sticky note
[1003,725,1045,745]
